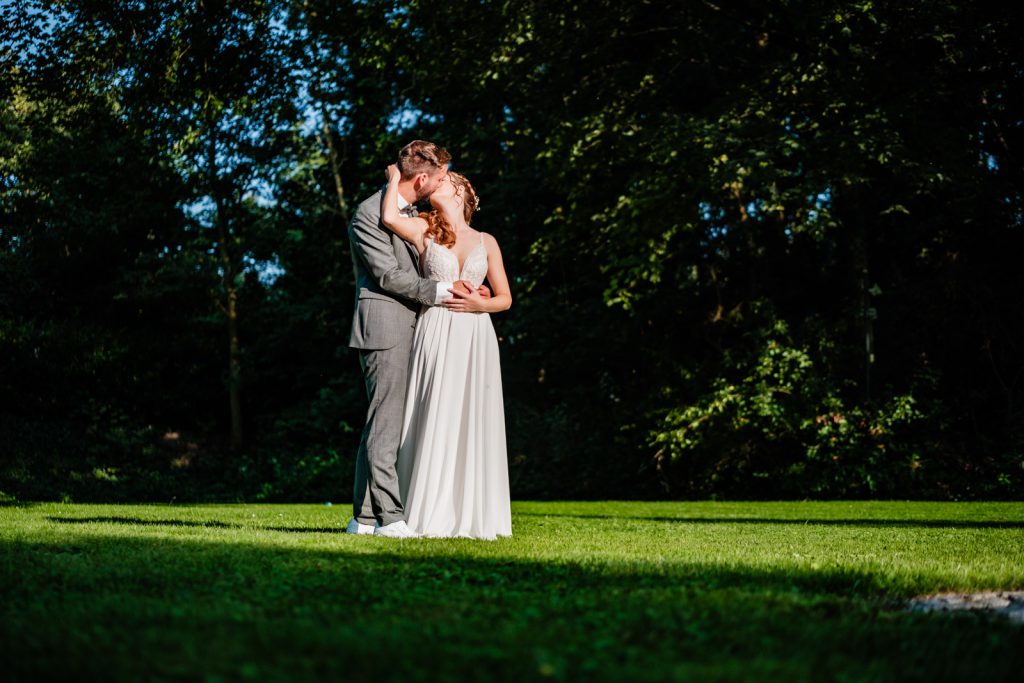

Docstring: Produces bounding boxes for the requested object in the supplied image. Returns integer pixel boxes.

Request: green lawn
[2,501,1022,682]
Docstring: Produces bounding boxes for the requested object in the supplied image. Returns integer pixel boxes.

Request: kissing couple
[344,140,513,541]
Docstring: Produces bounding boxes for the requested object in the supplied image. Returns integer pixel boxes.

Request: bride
[380,163,513,540]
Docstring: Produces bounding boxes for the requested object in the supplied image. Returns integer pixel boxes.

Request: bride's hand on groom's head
[385,164,400,183]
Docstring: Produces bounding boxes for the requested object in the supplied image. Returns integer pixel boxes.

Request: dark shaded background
[2,0,1022,502]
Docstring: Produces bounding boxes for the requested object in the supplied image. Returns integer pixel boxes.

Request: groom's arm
[349,203,451,306]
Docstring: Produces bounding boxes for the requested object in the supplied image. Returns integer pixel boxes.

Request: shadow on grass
[49,516,235,528]
[46,516,345,533]
[47,514,1024,533]
[516,513,1024,530]
[3,523,1024,683]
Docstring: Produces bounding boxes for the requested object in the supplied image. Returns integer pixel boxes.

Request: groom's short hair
[398,140,451,179]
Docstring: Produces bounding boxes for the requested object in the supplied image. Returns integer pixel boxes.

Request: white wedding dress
[396,233,512,540]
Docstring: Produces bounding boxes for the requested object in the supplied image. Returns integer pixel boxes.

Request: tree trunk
[222,247,243,451]
[321,116,350,222]
[207,112,243,450]
[226,305,243,449]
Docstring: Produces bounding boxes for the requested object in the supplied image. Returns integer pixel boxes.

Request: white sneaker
[345,518,375,535]
[373,520,420,538]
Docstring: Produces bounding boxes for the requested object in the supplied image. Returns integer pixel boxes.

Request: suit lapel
[403,238,419,265]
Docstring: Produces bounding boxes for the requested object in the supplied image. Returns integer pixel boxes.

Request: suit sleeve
[349,201,439,306]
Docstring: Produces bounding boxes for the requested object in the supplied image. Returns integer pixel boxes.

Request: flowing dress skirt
[397,306,512,540]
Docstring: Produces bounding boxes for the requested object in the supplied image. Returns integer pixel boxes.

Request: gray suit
[348,189,438,526]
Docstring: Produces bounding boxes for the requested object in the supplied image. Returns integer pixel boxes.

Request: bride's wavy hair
[420,171,479,248]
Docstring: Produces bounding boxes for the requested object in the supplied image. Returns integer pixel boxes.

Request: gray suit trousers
[352,330,414,526]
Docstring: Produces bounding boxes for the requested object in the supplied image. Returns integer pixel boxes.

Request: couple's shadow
[48,513,1024,532]
[48,515,347,534]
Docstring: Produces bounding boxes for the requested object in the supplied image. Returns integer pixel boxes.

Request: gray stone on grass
[908,591,1024,624]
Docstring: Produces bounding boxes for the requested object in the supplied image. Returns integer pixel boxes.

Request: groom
[345,140,484,538]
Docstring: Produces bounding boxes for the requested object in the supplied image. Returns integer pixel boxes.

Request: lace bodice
[423,233,489,288]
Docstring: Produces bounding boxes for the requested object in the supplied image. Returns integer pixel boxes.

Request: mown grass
[2,501,1022,682]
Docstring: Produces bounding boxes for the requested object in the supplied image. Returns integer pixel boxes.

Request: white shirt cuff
[434,281,454,304]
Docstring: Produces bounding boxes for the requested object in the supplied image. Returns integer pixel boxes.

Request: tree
[66,0,300,450]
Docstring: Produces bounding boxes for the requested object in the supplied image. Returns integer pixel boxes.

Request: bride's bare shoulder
[479,231,501,248]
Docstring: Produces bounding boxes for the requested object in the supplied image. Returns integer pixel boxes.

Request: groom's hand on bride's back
[478,284,491,299]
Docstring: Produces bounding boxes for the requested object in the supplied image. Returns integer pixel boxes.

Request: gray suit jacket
[347,189,438,350]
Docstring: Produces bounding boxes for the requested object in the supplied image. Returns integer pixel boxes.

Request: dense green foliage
[2,1,1022,500]
[2,501,1023,681]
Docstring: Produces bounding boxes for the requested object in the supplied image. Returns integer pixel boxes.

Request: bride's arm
[444,233,512,314]
[381,164,428,254]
